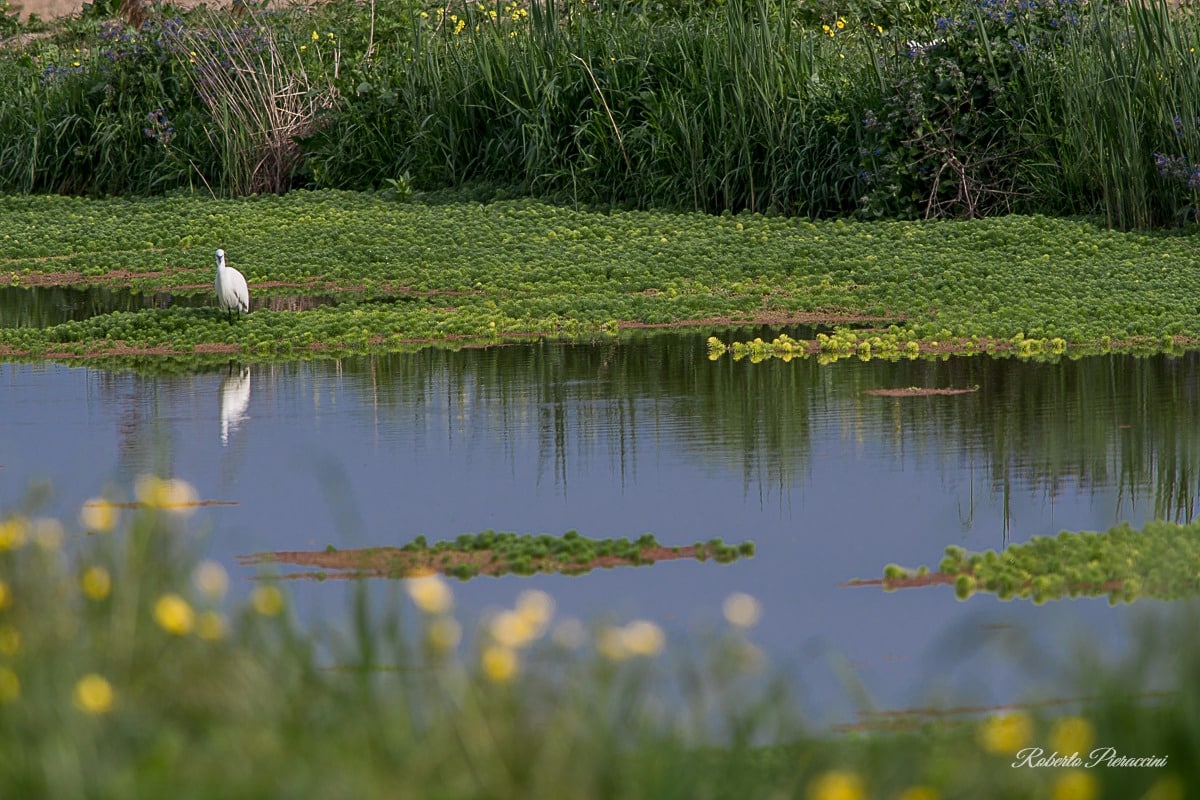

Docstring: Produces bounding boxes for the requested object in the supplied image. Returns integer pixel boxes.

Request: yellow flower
[978,712,1033,754]
[252,585,285,617]
[327,32,334,39]
[596,625,629,661]
[836,17,845,29]
[300,45,307,52]
[622,620,664,656]
[73,674,115,715]
[490,610,536,648]
[426,617,462,653]
[135,476,199,515]
[1051,771,1098,800]
[722,592,762,628]
[515,589,554,631]
[192,560,229,600]
[405,573,453,615]
[0,667,18,703]
[311,30,319,41]
[0,624,20,656]
[898,787,939,800]
[196,611,226,641]
[81,566,112,601]
[481,644,517,683]
[1050,716,1094,756]
[80,500,118,532]
[0,580,10,611]
[807,770,865,800]
[154,593,195,636]
[0,517,28,549]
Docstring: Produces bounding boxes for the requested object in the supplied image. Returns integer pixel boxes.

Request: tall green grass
[6,0,1200,227]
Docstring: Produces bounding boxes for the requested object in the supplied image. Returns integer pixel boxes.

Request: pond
[2,331,1195,725]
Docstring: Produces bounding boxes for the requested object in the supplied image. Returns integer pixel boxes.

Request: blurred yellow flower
[311,30,319,41]
[596,620,666,660]
[73,674,115,715]
[192,560,229,600]
[622,620,665,656]
[836,17,845,29]
[252,585,285,617]
[807,770,865,800]
[427,616,462,653]
[490,609,537,648]
[1051,716,1094,756]
[135,476,199,515]
[196,611,227,641]
[154,593,195,636]
[33,518,64,551]
[516,589,555,630]
[481,644,517,683]
[80,500,118,532]
[898,786,939,800]
[1051,771,1098,800]
[978,712,1033,754]
[0,625,20,656]
[405,573,453,615]
[722,592,762,628]
[0,580,10,611]
[596,625,629,661]
[0,667,18,703]
[0,517,28,549]
[81,566,112,601]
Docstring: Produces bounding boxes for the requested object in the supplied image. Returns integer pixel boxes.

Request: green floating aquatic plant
[867,519,1200,604]
[240,530,755,581]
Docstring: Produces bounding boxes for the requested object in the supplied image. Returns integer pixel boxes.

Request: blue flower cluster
[143,108,176,145]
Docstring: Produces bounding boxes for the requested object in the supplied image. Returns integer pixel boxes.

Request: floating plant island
[850,519,1200,604]
[239,530,756,581]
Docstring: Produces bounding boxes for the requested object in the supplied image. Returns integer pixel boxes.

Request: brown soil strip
[238,543,711,579]
[863,387,979,397]
[0,267,204,288]
[844,572,1128,593]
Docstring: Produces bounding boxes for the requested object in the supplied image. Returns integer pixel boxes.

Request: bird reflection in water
[219,365,251,446]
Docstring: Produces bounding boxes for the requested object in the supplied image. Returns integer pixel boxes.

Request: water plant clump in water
[863,519,1200,604]
[240,530,756,580]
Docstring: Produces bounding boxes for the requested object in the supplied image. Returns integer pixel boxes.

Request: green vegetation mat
[3,192,1200,365]
[866,519,1200,604]
[238,530,755,580]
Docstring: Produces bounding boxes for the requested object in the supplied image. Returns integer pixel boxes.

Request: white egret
[214,248,249,323]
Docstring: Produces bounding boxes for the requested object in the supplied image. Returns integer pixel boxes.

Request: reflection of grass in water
[2,477,1200,797]
[238,530,755,581]
[862,518,1200,604]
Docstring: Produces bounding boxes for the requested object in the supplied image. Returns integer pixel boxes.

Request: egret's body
[214,248,249,323]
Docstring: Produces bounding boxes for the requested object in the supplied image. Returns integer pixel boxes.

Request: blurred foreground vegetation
[0,477,1197,798]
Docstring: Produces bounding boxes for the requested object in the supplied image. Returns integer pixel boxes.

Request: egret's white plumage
[214,248,249,323]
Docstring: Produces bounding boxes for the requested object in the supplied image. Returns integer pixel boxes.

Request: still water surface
[2,332,1197,723]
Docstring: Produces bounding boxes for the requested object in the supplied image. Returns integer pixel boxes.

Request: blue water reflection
[2,337,1195,724]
